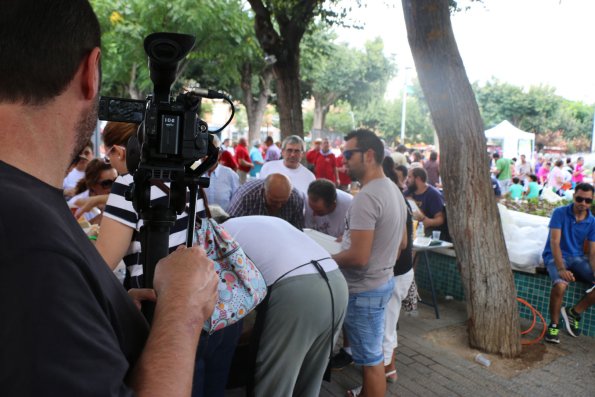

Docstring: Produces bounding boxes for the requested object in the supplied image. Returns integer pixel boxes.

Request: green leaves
[91,0,258,98]
[474,78,594,151]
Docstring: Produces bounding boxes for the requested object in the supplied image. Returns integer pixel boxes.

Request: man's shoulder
[296,163,315,176]
[415,185,441,199]
[357,178,397,200]
[289,188,305,203]
[336,189,353,203]
[217,164,237,177]
[262,159,283,170]
[550,204,572,221]
[237,178,264,193]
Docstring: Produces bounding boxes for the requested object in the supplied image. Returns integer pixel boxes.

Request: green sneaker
[561,307,581,337]
[545,323,560,344]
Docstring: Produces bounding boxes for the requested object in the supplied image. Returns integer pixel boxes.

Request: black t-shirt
[0,161,149,396]
[394,198,413,276]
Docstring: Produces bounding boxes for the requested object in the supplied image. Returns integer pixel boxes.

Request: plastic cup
[432,231,441,241]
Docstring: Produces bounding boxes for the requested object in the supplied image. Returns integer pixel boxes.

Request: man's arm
[332,229,374,268]
[550,228,575,282]
[589,241,595,278]
[129,246,218,396]
[415,210,444,229]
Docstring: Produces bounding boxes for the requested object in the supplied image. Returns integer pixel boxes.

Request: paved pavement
[227,292,595,396]
[321,295,595,397]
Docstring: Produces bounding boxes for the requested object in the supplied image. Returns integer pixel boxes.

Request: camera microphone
[194,88,228,100]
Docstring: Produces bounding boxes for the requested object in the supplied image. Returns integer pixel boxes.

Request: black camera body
[98,33,213,183]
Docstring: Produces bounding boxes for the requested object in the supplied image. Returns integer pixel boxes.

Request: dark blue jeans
[191,320,243,397]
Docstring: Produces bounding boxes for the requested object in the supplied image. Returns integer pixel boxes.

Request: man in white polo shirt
[223,215,348,397]
[259,135,315,196]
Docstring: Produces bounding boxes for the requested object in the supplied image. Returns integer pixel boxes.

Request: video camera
[98,33,232,206]
[97,33,234,320]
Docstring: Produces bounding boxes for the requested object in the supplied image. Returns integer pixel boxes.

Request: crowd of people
[2,2,594,397]
[490,152,590,200]
[489,153,595,345]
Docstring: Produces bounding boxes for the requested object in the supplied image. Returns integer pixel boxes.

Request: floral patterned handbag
[194,192,267,333]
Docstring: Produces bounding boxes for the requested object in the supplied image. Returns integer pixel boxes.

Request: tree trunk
[128,63,142,100]
[274,52,304,139]
[402,0,521,357]
[312,98,330,131]
[241,63,274,144]
[247,0,318,141]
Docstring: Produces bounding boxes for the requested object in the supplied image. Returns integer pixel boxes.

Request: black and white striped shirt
[103,174,203,288]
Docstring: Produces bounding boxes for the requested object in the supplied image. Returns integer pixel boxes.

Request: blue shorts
[343,277,394,366]
[545,256,595,285]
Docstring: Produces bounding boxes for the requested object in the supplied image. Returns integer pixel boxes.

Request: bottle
[416,222,425,238]
[474,353,491,367]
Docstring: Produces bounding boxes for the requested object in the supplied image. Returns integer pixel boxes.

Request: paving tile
[265,299,595,397]
[411,353,437,366]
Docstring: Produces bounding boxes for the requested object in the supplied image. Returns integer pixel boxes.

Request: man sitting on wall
[542,182,595,343]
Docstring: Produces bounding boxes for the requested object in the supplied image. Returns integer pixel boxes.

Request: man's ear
[80,47,101,100]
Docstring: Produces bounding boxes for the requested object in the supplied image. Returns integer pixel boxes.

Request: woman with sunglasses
[67,158,116,224]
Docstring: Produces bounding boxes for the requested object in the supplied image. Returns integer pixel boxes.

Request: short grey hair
[281,135,305,151]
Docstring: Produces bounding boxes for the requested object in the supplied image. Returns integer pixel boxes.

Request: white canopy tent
[485,120,535,160]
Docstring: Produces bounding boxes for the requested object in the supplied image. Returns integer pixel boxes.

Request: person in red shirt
[219,148,238,171]
[234,137,253,184]
[306,138,339,184]
[337,148,352,192]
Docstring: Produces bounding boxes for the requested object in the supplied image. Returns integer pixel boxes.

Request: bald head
[264,173,292,213]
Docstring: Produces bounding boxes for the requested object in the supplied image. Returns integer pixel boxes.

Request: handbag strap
[248,257,336,391]
[198,186,212,219]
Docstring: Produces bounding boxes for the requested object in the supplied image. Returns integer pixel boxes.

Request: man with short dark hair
[0,1,218,394]
[227,173,304,229]
[405,167,449,241]
[259,135,315,195]
[493,152,512,194]
[423,151,440,187]
[517,154,533,182]
[542,183,595,343]
[264,135,281,162]
[332,129,407,397]
[305,179,352,238]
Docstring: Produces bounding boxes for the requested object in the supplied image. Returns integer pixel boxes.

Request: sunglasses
[98,179,116,189]
[575,196,593,204]
[105,145,125,162]
[343,148,366,160]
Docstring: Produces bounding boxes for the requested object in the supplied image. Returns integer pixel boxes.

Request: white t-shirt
[63,168,85,191]
[223,216,338,285]
[259,160,315,195]
[305,189,352,238]
[67,190,99,222]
